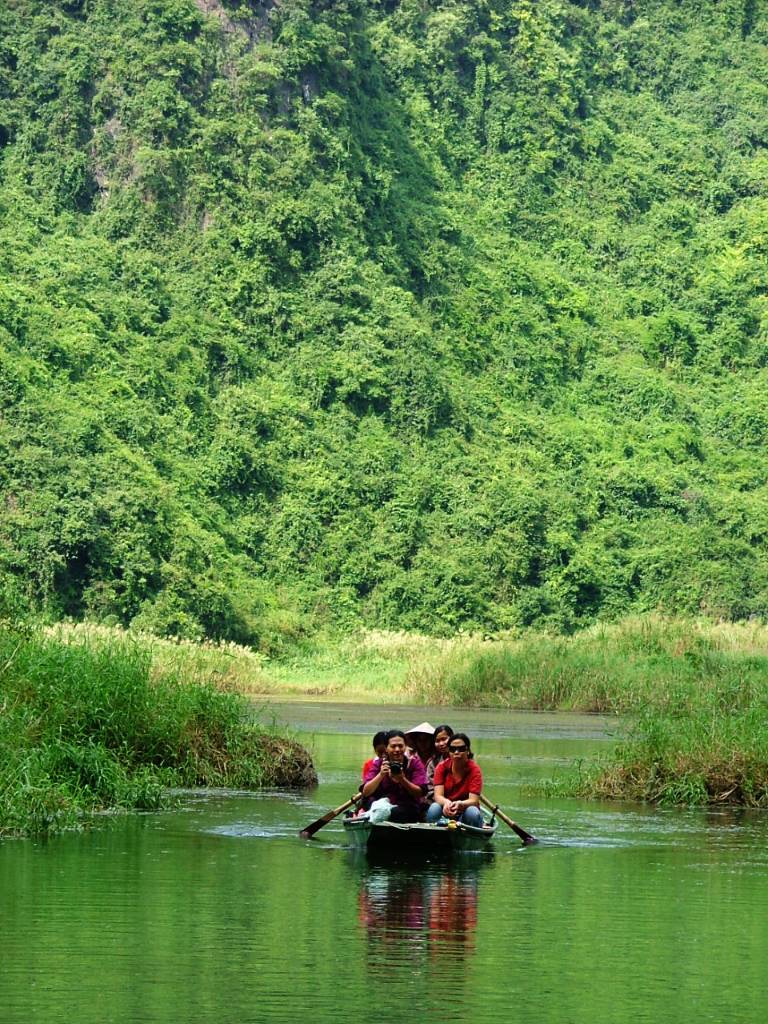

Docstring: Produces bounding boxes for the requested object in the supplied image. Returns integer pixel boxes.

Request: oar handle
[480,794,538,845]
[331,794,363,817]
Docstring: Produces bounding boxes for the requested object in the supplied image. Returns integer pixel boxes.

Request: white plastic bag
[368,798,393,823]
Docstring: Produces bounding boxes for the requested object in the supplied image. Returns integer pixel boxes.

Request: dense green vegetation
[2,1,768,646]
[551,698,768,805]
[39,617,768,807]
[406,616,768,805]
[0,620,315,836]
[405,616,768,710]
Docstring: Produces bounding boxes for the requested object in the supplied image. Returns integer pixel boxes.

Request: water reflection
[354,859,489,975]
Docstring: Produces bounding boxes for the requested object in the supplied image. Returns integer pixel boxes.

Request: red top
[433,759,483,801]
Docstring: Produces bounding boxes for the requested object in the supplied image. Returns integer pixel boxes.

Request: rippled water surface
[2,703,767,1024]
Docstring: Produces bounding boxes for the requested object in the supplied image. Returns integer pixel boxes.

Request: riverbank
[0,622,315,838]
[543,700,768,806]
[45,622,430,702]
[408,616,768,806]
[50,617,768,713]
[40,616,768,808]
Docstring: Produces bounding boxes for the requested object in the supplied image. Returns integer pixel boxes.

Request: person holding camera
[361,729,428,823]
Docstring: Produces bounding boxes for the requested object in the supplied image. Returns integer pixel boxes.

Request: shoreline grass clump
[544,699,768,807]
[406,616,768,714]
[45,621,272,693]
[0,622,316,838]
[403,616,768,807]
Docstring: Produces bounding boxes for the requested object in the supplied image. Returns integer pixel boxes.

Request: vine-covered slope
[1,0,767,646]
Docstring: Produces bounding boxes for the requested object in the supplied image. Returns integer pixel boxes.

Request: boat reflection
[355,860,489,971]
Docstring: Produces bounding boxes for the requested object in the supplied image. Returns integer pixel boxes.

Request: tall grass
[28,616,768,808]
[545,698,768,806]
[403,616,768,806]
[405,616,768,713]
[46,621,270,691]
[0,622,315,837]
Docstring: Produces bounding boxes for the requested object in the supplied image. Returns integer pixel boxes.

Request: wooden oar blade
[299,814,333,839]
[299,794,361,839]
[300,809,341,839]
[480,794,539,845]
[512,822,538,845]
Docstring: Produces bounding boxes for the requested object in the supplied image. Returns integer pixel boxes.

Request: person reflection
[358,869,430,972]
[427,870,479,958]
[357,866,480,971]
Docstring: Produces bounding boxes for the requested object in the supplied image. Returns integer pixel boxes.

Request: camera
[389,761,403,775]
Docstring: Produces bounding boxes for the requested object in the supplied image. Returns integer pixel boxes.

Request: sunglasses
[449,745,468,753]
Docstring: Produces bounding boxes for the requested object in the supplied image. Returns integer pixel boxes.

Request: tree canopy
[1,0,768,648]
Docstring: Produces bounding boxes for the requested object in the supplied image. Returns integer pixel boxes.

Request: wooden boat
[343,816,497,854]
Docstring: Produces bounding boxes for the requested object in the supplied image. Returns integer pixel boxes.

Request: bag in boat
[368,798,393,823]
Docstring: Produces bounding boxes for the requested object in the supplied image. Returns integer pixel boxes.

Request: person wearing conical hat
[405,721,435,762]
[405,722,438,805]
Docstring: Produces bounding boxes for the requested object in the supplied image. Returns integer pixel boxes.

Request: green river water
[2,703,767,1024]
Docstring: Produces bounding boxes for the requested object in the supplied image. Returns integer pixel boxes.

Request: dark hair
[385,729,406,743]
[433,724,454,739]
[448,732,474,759]
[372,731,388,749]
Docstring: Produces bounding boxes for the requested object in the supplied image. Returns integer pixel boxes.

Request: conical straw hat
[405,721,435,736]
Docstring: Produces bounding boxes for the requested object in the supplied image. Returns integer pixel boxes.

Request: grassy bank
[44,616,768,807]
[544,700,768,807]
[50,617,768,712]
[0,623,315,838]
[46,623,441,702]
[404,616,768,807]
[404,616,768,713]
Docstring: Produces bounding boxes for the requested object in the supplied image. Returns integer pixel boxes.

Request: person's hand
[380,760,391,778]
[444,801,460,817]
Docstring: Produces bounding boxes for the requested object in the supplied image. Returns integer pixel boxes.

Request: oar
[480,794,538,846]
[300,792,363,839]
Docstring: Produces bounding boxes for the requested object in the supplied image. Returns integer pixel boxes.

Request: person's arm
[407,755,429,798]
[361,759,389,798]
[436,773,462,818]
[393,764,424,800]
[451,792,480,813]
[454,762,483,813]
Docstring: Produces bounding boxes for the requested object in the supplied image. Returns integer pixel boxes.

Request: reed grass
[0,622,315,837]
[46,621,270,691]
[544,700,768,806]
[35,616,768,807]
[402,616,768,806]
[48,622,451,700]
[404,615,768,713]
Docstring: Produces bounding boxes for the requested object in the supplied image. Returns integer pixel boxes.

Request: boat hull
[343,817,496,854]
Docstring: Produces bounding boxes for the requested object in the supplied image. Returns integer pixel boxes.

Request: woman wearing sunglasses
[424,732,485,829]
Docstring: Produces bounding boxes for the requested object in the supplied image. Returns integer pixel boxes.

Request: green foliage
[0,621,316,836]
[2,1,768,644]
[407,615,768,711]
[405,614,768,806]
[549,697,768,808]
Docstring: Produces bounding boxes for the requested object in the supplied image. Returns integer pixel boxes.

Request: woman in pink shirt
[425,732,485,829]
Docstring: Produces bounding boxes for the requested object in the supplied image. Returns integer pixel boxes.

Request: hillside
[1,0,767,649]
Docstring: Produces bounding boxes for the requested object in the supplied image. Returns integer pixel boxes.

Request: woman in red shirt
[425,732,485,829]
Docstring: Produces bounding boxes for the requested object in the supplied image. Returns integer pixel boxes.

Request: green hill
[1,0,767,649]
